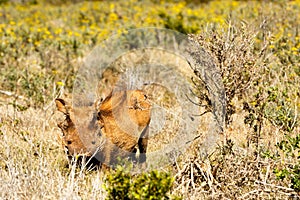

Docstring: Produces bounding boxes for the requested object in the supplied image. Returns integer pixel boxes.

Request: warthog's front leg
[138,125,149,164]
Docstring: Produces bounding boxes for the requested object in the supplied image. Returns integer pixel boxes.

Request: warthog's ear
[55,98,68,115]
[100,91,126,113]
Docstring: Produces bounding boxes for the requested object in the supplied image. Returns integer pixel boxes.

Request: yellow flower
[54,28,63,35]
[108,13,118,22]
[186,8,193,16]
[110,3,115,11]
[4,27,10,34]
[291,47,298,51]
[45,30,51,35]
[73,32,81,37]
[56,81,65,86]
[42,34,47,39]
[269,45,276,49]
[34,41,41,46]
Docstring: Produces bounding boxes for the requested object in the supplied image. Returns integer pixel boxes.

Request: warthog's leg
[138,125,149,163]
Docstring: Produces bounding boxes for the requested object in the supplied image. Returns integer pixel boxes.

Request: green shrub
[272,134,300,192]
[104,166,181,200]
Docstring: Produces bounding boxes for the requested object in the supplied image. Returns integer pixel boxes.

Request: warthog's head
[55,98,103,165]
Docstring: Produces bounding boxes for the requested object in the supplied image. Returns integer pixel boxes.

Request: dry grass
[0,99,108,199]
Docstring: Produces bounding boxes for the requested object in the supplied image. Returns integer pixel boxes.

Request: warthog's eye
[67,140,72,145]
[97,113,101,121]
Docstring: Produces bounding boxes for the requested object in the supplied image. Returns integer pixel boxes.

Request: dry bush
[189,21,269,124]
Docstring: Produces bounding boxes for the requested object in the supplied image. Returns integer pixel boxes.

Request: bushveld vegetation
[0,0,300,199]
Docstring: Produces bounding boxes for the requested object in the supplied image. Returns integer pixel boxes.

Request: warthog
[55,89,151,168]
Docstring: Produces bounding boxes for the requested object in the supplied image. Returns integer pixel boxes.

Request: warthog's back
[97,90,151,156]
